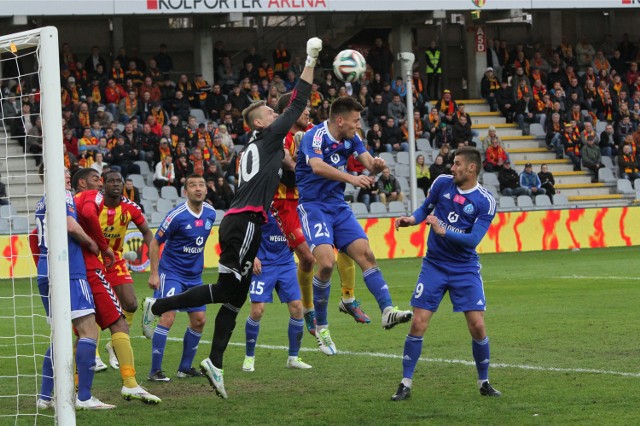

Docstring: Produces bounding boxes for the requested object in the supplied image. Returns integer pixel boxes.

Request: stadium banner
[0,0,637,16]
[1,206,639,279]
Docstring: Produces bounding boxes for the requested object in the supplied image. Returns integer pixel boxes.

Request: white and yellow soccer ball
[333,49,367,83]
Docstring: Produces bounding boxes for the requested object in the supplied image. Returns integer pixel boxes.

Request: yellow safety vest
[426,50,442,74]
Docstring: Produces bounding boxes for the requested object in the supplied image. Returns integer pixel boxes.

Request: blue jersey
[296,121,367,204]
[35,191,87,280]
[258,211,293,266]
[155,202,216,279]
[412,175,496,266]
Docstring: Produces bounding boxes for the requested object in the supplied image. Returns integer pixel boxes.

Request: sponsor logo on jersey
[447,212,459,223]
[185,224,192,229]
[444,193,451,199]
[463,204,475,214]
[195,219,203,227]
[196,236,204,246]
[453,194,466,204]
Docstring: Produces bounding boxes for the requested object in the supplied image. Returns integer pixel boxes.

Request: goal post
[0,26,75,424]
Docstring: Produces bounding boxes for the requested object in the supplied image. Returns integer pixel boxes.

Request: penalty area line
[154,336,640,378]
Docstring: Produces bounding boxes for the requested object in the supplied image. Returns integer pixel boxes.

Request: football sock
[151,325,169,374]
[362,267,393,312]
[76,337,97,401]
[245,317,260,357]
[288,317,304,357]
[179,327,202,372]
[152,285,212,315]
[39,346,53,401]
[297,267,315,310]
[402,334,423,381]
[472,336,490,381]
[336,251,356,301]
[209,303,240,369]
[111,332,137,388]
[312,276,331,326]
[122,309,135,328]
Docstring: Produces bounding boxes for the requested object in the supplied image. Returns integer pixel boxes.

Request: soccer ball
[123,251,138,262]
[333,49,367,83]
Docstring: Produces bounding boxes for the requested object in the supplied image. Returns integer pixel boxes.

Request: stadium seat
[481,172,499,187]
[191,108,207,124]
[379,152,395,167]
[498,196,516,210]
[598,168,616,184]
[156,198,174,214]
[396,152,410,165]
[529,123,545,137]
[396,176,409,193]
[11,217,29,233]
[116,123,125,133]
[517,195,534,208]
[595,121,607,133]
[416,139,431,152]
[160,186,179,200]
[0,205,17,219]
[635,178,640,191]
[0,218,10,234]
[345,183,357,197]
[369,202,387,215]
[388,201,406,215]
[127,174,145,190]
[146,173,155,187]
[134,161,151,176]
[350,202,369,218]
[616,178,635,195]
[395,164,410,177]
[140,200,155,215]
[150,212,166,226]
[214,209,226,224]
[601,156,614,170]
[233,145,244,154]
[431,150,440,162]
[553,194,569,207]
[142,186,160,202]
[535,194,552,207]
[175,197,187,206]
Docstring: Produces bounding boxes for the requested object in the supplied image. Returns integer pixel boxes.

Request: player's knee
[190,315,206,332]
[467,319,486,340]
[110,316,129,334]
[158,312,176,329]
[288,300,303,318]
[122,298,138,313]
[298,252,315,271]
[250,303,265,321]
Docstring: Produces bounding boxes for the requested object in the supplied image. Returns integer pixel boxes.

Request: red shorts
[105,258,134,287]
[272,198,306,250]
[86,268,123,330]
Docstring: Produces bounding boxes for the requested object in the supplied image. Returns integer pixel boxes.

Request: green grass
[1,247,640,425]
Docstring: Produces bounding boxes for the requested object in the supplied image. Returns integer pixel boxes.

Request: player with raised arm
[31,168,115,410]
[141,37,322,399]
[72,167,161,404]
[296,96,412,355]
[242,208,312,372]
[100,170,154,369]
[273,93,369,339]
[145,174,216,382]
[391,146,501,401]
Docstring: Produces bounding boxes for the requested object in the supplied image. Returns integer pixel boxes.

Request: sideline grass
[1,247,639,424]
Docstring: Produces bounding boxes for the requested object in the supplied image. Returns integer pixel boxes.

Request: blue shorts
[154,271,206,313]
[410,257,486,313]
[297,201,367,252]
[38,277,95,321]
[249,262,300,304]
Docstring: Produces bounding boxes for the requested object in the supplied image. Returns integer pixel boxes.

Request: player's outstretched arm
[357,152,387,175]
[300,37,322,84]
[308,157,375,188]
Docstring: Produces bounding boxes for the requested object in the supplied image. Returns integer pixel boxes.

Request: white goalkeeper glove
[305,37,323,67]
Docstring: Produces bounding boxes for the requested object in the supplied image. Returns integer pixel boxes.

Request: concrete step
[555,183,614,197]
[0,156,39,171]
[504,139,543,150]
[473,123,522,136]
[470,115,507,125]
[513,158,576,173]
[0,143,25,158]
[6,196,42,218]
[430,99,490,113]
[7,182,44,198]
[568,194,628,203]
[5,172,43,185]
[508,148,554,162]
[553,171,593,185]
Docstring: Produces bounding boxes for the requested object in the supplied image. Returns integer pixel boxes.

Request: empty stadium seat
[350,202,369,218]
[517,195,534,208]
[142,186,160,201]
[0,205,17,219]
[134,161,151,176]
[498,196,516,210]
[481,172,499,187]
[396,152,410,165]
[191,108,207,124]
[635,178,640,191]
[379,152,395,167]
[598,168,616,183]
[0,218,10,234]
[140,200,155,215]
[535,194,552,207]
[416,139,431,152]
[616,178,635,195]
[150,212,166,226]
[529,123,545,137]
[160,186,179,200]
[156,198,174,213]
[388,201,406,215]
[127,174,145,190]
[395,164,410,177]
[11,217,29,233]
[553,194,569,206]
[369,202,387,215]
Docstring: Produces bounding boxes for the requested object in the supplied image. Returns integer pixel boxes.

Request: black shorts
[218,211,263,286]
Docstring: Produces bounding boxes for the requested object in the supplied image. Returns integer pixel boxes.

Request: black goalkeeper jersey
[226,80,311,222]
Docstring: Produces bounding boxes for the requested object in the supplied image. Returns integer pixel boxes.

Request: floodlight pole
[398,52,417,212]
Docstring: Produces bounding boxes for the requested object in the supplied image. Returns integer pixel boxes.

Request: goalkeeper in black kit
[142,37,323,399]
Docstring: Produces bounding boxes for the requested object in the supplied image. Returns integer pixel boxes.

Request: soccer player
[32,168,115,410]
[243,209,312,372]
[272,93,369,338]
[146,174,216,381]
[72,167,161,404]
[391,146,501,401]
[296,96,413,354]
[100,170,154,369]
[142,37,323,399]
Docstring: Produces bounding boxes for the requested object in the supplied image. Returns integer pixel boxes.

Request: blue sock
[245,317,260,357]
[288,317,304,357]
[151,325,170,374]
[472,336,490,381]
[39,346,53,401]
[363,267,393,312]
[76,338,97,401]
[178,328,202,372]
[313,276,331,326]
[402,334,424,380]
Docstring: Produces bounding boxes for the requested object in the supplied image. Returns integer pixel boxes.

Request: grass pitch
[1,247,639,425]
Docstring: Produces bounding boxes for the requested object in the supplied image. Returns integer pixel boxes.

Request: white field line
[556,275,640,281]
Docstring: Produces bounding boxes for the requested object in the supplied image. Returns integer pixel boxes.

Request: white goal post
[0,26,75,424]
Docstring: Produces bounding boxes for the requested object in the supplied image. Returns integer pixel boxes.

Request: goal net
[0,27,75,424]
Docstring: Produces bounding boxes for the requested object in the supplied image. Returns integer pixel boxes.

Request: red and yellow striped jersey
[99,196,145,258]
